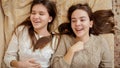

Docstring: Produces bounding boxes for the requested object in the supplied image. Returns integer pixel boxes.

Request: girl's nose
[34,14,40,19]
[75,20,81,26]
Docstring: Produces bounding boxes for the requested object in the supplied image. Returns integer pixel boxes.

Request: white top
[4,26,59,68]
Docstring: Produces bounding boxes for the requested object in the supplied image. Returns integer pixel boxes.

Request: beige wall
[0,0,115,67]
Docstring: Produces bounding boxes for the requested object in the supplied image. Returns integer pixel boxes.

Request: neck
[34,28,50,37]
[75,34,90,43]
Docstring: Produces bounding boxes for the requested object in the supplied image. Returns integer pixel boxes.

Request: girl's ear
[90,20,93,28]
[48,16,53,22]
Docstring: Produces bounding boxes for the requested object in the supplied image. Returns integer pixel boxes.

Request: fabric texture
[51,34,114,68]
[0,1,5,67]
[0,0,114,67]
[4,25,59,68]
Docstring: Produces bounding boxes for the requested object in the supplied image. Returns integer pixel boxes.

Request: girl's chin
[33,27,41,30]
[75,33,84,37]
[33,25,40,28]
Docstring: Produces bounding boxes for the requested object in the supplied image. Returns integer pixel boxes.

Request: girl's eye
[80,19,86,21]
[39,13,44,15]
[31,12,36,15]
[71,20,77,23]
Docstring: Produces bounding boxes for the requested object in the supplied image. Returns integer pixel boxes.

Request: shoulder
[53,34,74,44]
[60,34,74,41]
[16,25,28,32]
[59,34,74,48]
[91,34,111,50]
[89,34,111,53]
[89,34,109,49]
[14,25,29,35]
[52,34,74,51]
[90,34,107,44]
[52,34,73,41]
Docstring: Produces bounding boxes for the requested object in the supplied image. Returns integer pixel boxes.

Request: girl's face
[30,4,52,31]
[71,9,93,38]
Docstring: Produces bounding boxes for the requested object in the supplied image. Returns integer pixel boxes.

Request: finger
[29,65,41,68]
[30,63,41,67]
[28,58,36,63]
[34,65,41,68]
[76,41,83,45]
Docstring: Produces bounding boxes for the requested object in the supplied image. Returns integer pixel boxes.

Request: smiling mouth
[34,21,41,23]
[75,28,84,32]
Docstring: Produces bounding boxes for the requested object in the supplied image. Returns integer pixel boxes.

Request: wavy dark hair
[59,3,93,37]
[92,10,114,35]
[58,3,115,36]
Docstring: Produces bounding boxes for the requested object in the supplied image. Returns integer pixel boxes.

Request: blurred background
[0,0,120,68]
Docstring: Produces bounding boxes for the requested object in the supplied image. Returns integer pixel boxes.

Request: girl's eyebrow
[31,9,46,13]
[71,16,86,19]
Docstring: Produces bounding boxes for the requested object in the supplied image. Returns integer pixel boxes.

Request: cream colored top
[51,34,113,68]
[4,26,59,68]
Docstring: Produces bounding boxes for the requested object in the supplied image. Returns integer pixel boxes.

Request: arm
[4,27,41,68]
[10,60,19,67]
[51,35,84,68]
[51,35,71,68]
[99,37,114,68]
[4,33,19,68]
[64,41,84,64]
[10,59,41,68]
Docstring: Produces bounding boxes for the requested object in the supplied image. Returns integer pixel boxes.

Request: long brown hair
[92,10,114,35]
[16,0,57,51]
[60,3,93,37]
[58,4,115,36]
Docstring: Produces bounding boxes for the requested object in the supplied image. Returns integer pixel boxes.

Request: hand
[69,41,84,53]
[17,58,41,68]
[63,41,84,64]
